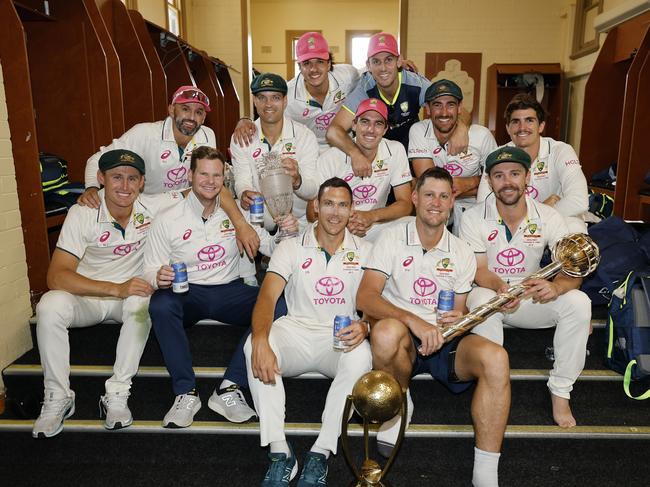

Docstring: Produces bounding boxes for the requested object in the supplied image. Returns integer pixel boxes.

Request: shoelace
[265,455,290,481]
[40,397,71,418]
[175,395,198,410]
[222,387,245,404]
[301,455,326,480]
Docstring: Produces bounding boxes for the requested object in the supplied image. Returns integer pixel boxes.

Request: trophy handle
[378,391,408,481]
[341,395,361,479]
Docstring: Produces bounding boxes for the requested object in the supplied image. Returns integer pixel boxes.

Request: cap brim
[296,52,329,62]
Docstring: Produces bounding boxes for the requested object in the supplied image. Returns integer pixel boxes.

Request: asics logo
[197,244,225,262]
[160,149,171,160]
[315,276,344,296]
[496,248,525,267]
[99,231,110,243]
[302,258,313,269]
[402,256,414,267]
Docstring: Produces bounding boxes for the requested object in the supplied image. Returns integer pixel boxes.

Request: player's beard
[175,117,200,137]
[495,184,525,206]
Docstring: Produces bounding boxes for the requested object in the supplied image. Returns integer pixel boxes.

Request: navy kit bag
[581,217,650,305]
[605,270,650,399]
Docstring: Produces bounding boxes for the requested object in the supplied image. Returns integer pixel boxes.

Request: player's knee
[148,290,177,319]
[370,318,409,358]
[36,290,75,329]
[562,289,592,323]
[477,342,510,384]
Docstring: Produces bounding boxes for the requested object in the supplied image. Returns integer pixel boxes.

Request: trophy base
[274,229,299,243]
[349,479,393,487]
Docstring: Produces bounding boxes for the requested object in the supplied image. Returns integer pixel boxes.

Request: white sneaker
[32,391,75,439]
[376,389,413,458]
[208,385,257,423]
[99,391,133,430]
[163,393,201,428]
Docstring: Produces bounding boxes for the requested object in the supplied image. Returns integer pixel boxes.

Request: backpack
[581,217,650,305]
[605,270,650,399]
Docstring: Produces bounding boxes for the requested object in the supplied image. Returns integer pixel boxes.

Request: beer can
[333,315,351,351]
[250,195,264,225]
[171,261,189,293]
[436,290,455,321]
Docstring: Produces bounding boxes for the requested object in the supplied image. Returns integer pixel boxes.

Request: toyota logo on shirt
[353,184,377,200]
[315,276,344,296]
[197,244,226,262]
[413,277,437,297]
[167,166,187,184]
[444,163,463,176]
[315,112,335,130]
[525,185,539,199]
[113,242,140,256]
[496,248,525,267]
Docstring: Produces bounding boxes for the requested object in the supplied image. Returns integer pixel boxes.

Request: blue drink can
[333,315,351,351]
[250,195,264,225]
[171,261,189,293]
[436,290,455,321]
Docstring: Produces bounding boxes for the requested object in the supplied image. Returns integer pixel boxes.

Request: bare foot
[551,394,576,428]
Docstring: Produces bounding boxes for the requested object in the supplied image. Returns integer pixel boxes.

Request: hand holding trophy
[258,151,299,242]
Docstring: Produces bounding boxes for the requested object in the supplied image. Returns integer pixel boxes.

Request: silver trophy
[258,151,298,242]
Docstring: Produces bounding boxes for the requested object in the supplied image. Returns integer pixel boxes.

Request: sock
[310,444,330,459]
[270,440,291,457]
[219,379,236,391]
[472,447,500,487]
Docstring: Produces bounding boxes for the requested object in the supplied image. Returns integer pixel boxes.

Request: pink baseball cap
[171,85,211,111]
[295,32,330,63]
[367,32,399,59]
[355,98,388,121]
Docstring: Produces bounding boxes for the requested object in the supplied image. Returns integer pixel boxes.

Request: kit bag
[605,270,650,399]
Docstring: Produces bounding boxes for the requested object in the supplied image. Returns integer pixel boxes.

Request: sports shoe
[208,385,257,423]
[297,452,328,486]
[32,391,75,439]
[376,388,413,458]
[162,393,201,428]
[262,443,298,486]
[99,391,132,430]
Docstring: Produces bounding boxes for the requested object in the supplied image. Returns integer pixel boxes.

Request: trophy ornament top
[351,371,403,424]
[553,233,600,278]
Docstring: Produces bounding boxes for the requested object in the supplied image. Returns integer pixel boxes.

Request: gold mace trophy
[341,370,406,487]
[441,233,601,341]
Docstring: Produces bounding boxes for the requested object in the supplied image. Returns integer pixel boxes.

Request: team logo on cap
[260,78,273,87]
[497,151,513,161]
[378,35,386,45]
[437,84,448,93]
[120,153,135,163]
[308,36,315,48]
[369,99,378,107]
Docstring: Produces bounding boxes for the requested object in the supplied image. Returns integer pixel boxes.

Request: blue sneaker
[262,444,298,486]
[297,452,328,486]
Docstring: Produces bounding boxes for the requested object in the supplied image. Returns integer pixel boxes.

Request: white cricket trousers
[36,290,152,398]
[467,287,591,399]
[244,317,372,454]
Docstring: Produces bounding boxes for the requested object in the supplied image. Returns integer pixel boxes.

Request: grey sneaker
[208,385,257,423]
[99,391,132,430]
[262,443,298,486]
[163,393,201,428]
[32,391,75,439]
[376,388,413,458]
